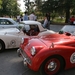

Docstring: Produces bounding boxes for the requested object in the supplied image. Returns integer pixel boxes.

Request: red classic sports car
[17,25,75,75]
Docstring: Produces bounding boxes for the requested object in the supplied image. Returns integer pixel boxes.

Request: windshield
[8,18,18,25]
[60,25,75,35]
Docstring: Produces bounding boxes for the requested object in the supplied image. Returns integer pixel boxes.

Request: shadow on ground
[21,67,75,75]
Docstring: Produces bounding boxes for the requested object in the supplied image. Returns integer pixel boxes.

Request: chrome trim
[19,48,31,65]
[17,48,21,57]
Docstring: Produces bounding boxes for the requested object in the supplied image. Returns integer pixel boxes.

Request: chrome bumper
[17,48,31,66]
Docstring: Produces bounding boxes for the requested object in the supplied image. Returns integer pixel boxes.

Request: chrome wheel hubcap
[47,61,57,71]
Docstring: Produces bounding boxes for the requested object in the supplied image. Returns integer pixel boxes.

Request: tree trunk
[65,1,70,23]
[65,8,70,23]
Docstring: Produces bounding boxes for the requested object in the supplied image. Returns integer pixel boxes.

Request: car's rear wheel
[0,40,5,52]
[39,56,65,75]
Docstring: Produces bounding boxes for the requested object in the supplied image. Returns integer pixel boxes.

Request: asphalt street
[0,25,75,75]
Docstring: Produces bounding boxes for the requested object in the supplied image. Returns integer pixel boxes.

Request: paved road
[1,49,75,75]
[0,25,75,75]
[50,25,63,32]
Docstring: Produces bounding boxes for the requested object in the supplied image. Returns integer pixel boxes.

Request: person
[45,13,50,29]
[70,16,75,25]
[16,15,20,22]
[28,11,36,21]
[28,25,39,36]
[23,12,28,20]
[46,13,50,22]
[43,16,48,28]
[20,14,23,21]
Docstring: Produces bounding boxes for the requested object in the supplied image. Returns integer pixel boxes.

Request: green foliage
[0,0,2,8]
[40,0,75,23]
[53,17,65,23]
[0,0,20,17]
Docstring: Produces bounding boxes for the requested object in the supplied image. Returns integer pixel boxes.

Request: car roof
[0,17,11,19]
[20,20,41,25]
[0,17,16,21]
[0,17,18,24]
[20,20,47,32]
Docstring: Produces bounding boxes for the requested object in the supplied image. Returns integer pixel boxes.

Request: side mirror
[59,31,64,34]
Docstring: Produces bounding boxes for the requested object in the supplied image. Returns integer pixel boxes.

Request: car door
[0,19,17,29]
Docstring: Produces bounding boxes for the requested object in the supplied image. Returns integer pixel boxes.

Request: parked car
[19,20,55,36]
[59,25,75,35]
[17,25,75,75]
[0,17,21,29]
[0,20,55,52]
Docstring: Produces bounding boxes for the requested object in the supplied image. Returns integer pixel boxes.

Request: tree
[41,0,75,23]
[0,0,2,9]
[0,0,20,17]
[23,0,36,13]
[35,0,42,10]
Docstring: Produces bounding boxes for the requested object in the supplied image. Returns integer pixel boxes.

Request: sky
[17,0,25,12]
[18,0,33,12]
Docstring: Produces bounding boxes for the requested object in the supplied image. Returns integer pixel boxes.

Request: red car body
[18,33,75,75]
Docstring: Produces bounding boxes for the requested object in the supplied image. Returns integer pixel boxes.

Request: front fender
[31,46,75,71]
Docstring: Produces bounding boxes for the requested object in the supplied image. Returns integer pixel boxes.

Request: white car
[0,17,20,29]
[0,20,55,52]
[59,25,75,35]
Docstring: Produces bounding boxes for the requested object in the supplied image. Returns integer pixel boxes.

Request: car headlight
[30,46,36,56]
[21,38,24,44]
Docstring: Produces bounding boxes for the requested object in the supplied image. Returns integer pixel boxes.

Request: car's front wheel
[0,40,5,52]
[39,56,65,75]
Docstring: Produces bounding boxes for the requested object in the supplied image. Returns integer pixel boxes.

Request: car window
[0,19,13,25]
